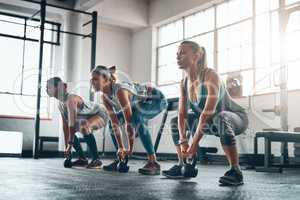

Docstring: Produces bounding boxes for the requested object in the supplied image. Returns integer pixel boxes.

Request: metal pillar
[89,11,97,101]
[33,0,46,159]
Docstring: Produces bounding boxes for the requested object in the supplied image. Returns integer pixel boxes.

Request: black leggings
[171,111,248,146]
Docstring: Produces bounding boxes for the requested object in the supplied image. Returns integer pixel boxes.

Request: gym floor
[1,158,300,200]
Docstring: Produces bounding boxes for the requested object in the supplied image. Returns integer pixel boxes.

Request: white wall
[131,27,153,83]
[89,0,148,29]
[149,0,216,25]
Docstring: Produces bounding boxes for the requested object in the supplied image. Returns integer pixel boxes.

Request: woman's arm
[61,114,69,148]
[103,97,125,150]
[116,89,135,154]
[178,79,188,144]
[66,97,79,144]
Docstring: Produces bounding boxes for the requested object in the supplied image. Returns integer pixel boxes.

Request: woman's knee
[79,121,91,135]
[213,112,236,146]
[220,133,236,146]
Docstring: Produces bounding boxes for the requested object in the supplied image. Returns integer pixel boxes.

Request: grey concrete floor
[1,158,300,200]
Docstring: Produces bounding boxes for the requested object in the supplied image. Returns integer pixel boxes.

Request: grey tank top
[183,68,246,115]
[105,81,150,113]
[59,93,102,121]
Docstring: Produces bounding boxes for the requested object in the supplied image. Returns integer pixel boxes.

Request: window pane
[228,47,241,71]
[286,0,300,5]
[240,70,254,96]
[158,43,179,67]
[285,31,300,61]
[256,13,270,43]
[157,64,182,85]
[23,42,52,96]
[0,37,23,93]
[287,60,300,90]
[26,20,40,40]
[286,11,300,33]
[285,11,300,62]
[218,20,252,73]
[219,20,252,49]
[256,0,279,15]
[217,0,252,27]
[185,7,214,38]
[271,11,280,64]
[0,94,49,118]
[241,44,252,69]
[26,21,54,42]
[256,42,270,68]
[190,32,214,67]
[0,15,24,37]
[158,83,180,98]
[158,19,183,46]
[218,51,228,73]
[255,67,275,93]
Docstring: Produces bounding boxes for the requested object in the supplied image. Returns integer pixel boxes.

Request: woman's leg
[212,111,248,185]
[136,122,156,160]
[212,111,247,168]
[80,115,106,161]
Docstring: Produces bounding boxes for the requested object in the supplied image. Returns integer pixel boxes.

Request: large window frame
[0,11,58,119]
[156,0,300,97]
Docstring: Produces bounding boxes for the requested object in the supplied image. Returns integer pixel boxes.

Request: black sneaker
[219,168,244,186]
[72,157,88,167]
[138,161,161,175]
[86,159,102,169]
[103,159,119,172]
[162,165,183,179]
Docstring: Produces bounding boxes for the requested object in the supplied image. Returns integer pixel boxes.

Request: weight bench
[254,131,300,172]
[39,136,59,153]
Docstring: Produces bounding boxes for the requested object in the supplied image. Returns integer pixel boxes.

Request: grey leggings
[171,111,248,146]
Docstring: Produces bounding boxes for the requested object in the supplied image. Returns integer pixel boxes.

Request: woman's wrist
[179,138,188,145]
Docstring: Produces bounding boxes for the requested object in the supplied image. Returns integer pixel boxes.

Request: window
[156,0,300,97]
[0,13,56,118]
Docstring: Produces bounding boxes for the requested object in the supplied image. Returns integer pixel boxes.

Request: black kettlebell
[117,155,130,173]
[181,156,198,178]
[63,155,72,168]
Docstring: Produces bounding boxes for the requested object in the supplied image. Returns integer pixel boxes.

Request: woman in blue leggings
[91,65,167,175]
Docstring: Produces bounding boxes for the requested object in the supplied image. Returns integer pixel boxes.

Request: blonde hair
[180,40,208,81]
[92,65,117,82]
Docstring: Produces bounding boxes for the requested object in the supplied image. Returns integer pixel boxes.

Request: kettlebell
[117,155,130,173]
[63,155,72,168]
[181,156,198,178]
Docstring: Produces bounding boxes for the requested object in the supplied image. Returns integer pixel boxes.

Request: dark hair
[92,65,117,82]
[47,77,63,88]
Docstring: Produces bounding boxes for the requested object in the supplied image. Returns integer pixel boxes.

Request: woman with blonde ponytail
[162,41,248,186]
[91,65,167,175]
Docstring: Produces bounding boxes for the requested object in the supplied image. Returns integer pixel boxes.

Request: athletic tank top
[105,81,153,113]
[58,93,102,121]
[183,68,245,115]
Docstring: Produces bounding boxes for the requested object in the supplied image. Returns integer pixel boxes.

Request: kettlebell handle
[184,155,197,167]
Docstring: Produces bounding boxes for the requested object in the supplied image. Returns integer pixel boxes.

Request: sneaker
[219,168,244,186]
[138,161,161,175]
[72,157,88,167]
[86,159,102,169]
[162,165,183,179]
[103,159,119,172]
